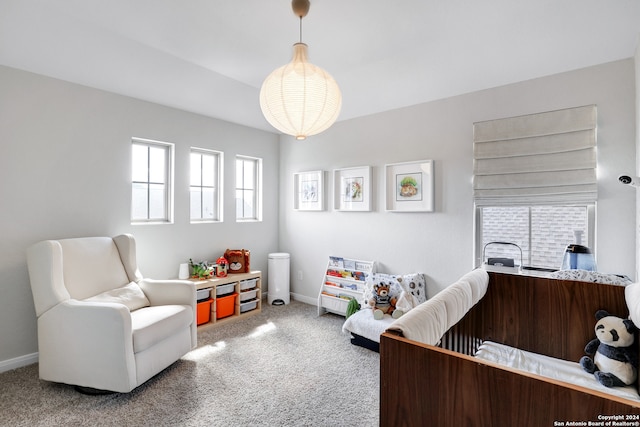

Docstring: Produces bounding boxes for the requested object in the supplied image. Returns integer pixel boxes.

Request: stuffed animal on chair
[369,282,403,320]
[580,310,638,388]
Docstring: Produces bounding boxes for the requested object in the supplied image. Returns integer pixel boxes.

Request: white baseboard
[0,352,38,373]
[290,292,317,306]
[262,291,317,306]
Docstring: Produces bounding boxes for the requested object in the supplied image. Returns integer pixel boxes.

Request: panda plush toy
[580,310,638,388]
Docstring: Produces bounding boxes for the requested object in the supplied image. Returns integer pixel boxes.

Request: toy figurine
[215,257,229,278]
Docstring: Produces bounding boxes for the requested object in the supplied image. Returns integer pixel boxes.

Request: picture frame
[333,166,372,211]
[384,160,434,212]
[293,170,325,211]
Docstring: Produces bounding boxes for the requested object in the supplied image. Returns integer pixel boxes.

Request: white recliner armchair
[26,234,197,393]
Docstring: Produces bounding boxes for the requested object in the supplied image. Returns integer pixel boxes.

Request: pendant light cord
[299,16,303,43]
[292,0,309,43]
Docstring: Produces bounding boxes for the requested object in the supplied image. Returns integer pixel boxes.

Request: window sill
[132,220,174,225]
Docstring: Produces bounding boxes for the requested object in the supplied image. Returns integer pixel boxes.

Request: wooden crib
[380,271,640,426]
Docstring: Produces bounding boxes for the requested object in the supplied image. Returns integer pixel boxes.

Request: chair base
[74,385,117,395]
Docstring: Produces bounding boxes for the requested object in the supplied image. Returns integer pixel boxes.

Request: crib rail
[380,271,640,427]
[439,320,483,355]
[438,271,632,360]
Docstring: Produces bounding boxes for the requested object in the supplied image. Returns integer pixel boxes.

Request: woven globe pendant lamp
[259,0,342,140]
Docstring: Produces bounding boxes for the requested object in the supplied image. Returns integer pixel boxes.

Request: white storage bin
[240,278,258,291]
[216,282,236,296]
[240,288,258,302]
[197,288,212,301]
[240,299,258,313]
[321,294,347,314]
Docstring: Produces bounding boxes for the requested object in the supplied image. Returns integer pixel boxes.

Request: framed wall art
[385,160,434,212]
[334,166,372,211]
[293,170,325,211]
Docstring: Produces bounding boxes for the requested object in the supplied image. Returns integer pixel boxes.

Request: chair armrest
[139,279,198,349]
[138,279,196,307]
[39,299,133,353]
[37,300,137,391]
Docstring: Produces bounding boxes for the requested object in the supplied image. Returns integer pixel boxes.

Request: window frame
[190,147,223,223]
[131,137,174,224]
[474,203,596,270]
[235,155,263,222]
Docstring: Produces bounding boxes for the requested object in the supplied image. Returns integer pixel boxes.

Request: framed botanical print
[334,166,372,211]
[385,160,434,212]
[293,170,325,211]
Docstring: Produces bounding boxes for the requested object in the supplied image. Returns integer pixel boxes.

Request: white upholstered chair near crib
[26,234,197,393]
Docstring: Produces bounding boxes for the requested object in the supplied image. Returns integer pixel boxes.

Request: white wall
[279,59,637,303]
[0,58,636,370]
[0,65,280,367]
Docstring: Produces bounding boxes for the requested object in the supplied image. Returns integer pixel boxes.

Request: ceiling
[1,0,639,134]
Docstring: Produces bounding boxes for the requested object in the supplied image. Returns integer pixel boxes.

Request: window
[190,148,222,222]
[473,105,598,270]
[235,156,262,221]
[131,138,173,223]
[476,205,595,270]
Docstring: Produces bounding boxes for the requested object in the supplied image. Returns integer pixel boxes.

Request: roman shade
[473,105,597,206]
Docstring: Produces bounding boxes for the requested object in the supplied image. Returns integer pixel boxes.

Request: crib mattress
[475,341,640,402]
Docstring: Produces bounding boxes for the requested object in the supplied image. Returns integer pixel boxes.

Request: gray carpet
[0,301,380,426]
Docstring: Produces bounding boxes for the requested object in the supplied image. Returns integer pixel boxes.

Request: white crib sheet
[475,341,640,402]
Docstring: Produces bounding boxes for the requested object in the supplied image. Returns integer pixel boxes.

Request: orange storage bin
[197,299,213,325]
[216,293,237,319]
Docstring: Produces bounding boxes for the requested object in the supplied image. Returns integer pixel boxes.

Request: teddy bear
[579,309,638,388]
[369,282,403,320]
